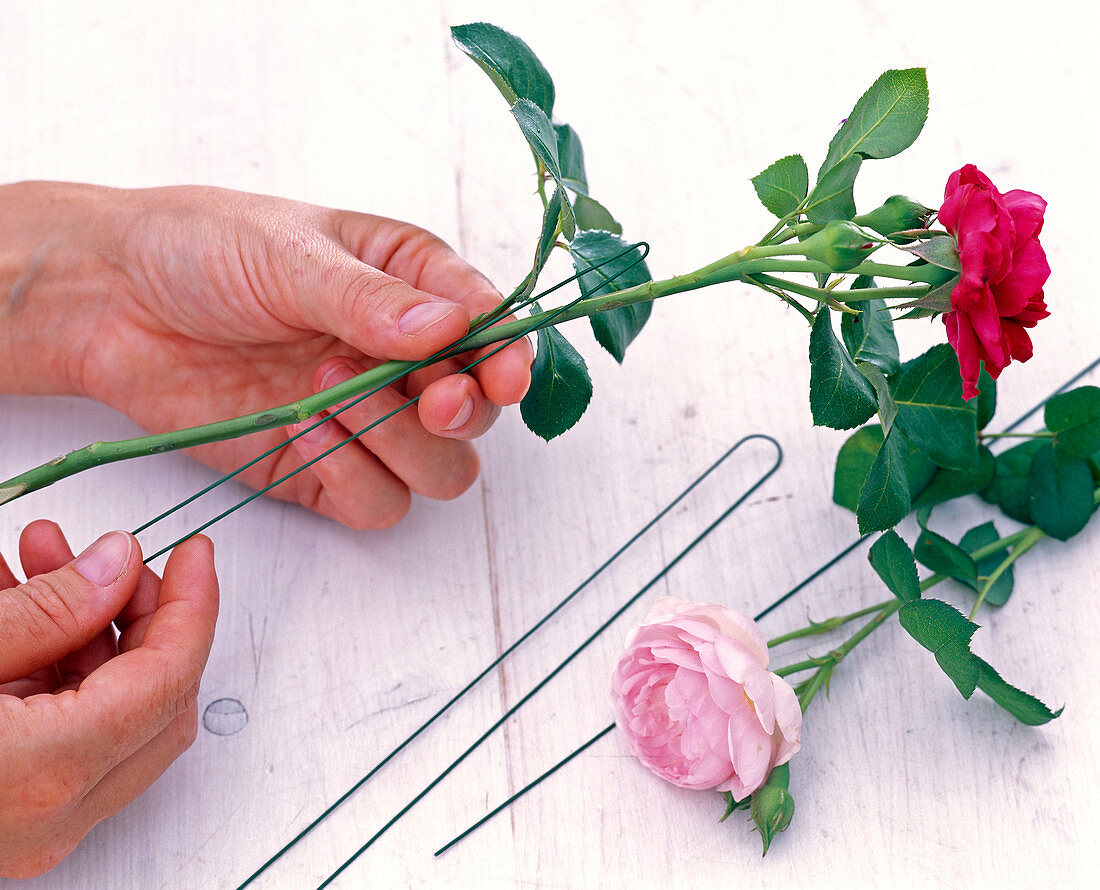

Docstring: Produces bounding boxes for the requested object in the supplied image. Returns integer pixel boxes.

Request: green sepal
[868,530,921,602]
[520,326,593,440]
[720,791,751,822]
[899,234,960,271]
[808,308,877,430]
[568,231,652,363]
[451,23,555,116]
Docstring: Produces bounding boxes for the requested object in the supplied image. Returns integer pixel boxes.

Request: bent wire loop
[429,354,1100,865]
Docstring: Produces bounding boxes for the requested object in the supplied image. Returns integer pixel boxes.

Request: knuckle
[13,767,87,823]
[11,575,82,643]
[339,268,408,321]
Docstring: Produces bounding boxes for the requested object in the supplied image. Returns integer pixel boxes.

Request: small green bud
[749,762,795,856]
[799,220,876,272]
[854,194,934,240]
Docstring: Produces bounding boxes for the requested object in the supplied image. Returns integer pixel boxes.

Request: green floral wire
[135,242,649,563]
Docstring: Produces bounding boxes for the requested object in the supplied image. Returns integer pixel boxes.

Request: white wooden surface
[2,2,1098,888]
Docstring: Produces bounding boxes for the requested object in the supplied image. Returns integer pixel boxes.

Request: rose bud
[799,220,878,272]
[610,598,802,800]
[854,194,934,240]
[750,761,795,856]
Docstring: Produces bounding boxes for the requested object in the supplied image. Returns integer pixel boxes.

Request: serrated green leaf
[452,23,555,116]
[510,187,566,302]
[1045,385,1100,460]
[869,531,920,602]
[805,155,861,225]
[900,234,960,271]
[809,308,877,430]
[914,523,977,587]
[751,154,809,218]
[857,426,911,533]
[858,362,897,437]
[833,425,935,513]
[975,659,1062,725]
[569,231,652,363]
[511,99,576,238]
[819,68,929,178]
[913,446,995,509]
[842,298,900,375]
[976,368,997,430]
[573,194,622,234]
[980,438,1046,523]
[893,344,978,470]
[898,598,980,697]
[554,122,587,194]
[959,522,1013,607]
[520,327,592,440]
[1027,444,1095,541]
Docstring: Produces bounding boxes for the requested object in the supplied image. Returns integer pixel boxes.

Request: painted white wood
[1,1,1096,887]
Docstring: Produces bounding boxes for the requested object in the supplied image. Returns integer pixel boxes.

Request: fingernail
[443,396,475,431]
[399,301,456,335]
[73,532,133,587]
[295,418,332,444]
[319,362,358,392]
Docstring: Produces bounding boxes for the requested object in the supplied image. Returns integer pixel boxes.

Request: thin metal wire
[314,434,784,889]
[431,355,1100,860]
[236,433,774,889]
[137,243,649,563]
[131,254,607,538]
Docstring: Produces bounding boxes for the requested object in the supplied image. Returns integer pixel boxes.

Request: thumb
[289,248,472,362]
[0,531,141,683]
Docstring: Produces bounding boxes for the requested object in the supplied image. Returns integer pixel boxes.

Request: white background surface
[2,2,1098,888]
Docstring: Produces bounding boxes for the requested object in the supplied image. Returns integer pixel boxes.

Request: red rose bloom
[938,164,1050,399]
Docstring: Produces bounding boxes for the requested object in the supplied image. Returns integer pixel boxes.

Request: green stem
[780,523,1052,712]
[766,599,893,647]
[981,431,1054,440]
[968,526,1044,619]
[0,246,957,506]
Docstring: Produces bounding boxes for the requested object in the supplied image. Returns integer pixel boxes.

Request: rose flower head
[610,598,801,800]
[939,164,1050,399]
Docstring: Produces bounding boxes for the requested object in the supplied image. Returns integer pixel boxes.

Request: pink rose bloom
[610,598,802,799]
[939,164,1050,400]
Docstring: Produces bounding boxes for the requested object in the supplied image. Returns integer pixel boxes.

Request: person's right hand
[0,522,218,879]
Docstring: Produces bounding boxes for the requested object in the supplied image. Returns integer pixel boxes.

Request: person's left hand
[0,181,533,528]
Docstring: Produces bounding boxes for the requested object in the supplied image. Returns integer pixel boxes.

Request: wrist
[0,181,132,396]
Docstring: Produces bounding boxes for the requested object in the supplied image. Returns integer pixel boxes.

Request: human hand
[0,521,218,878]
[0,181,533,528]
